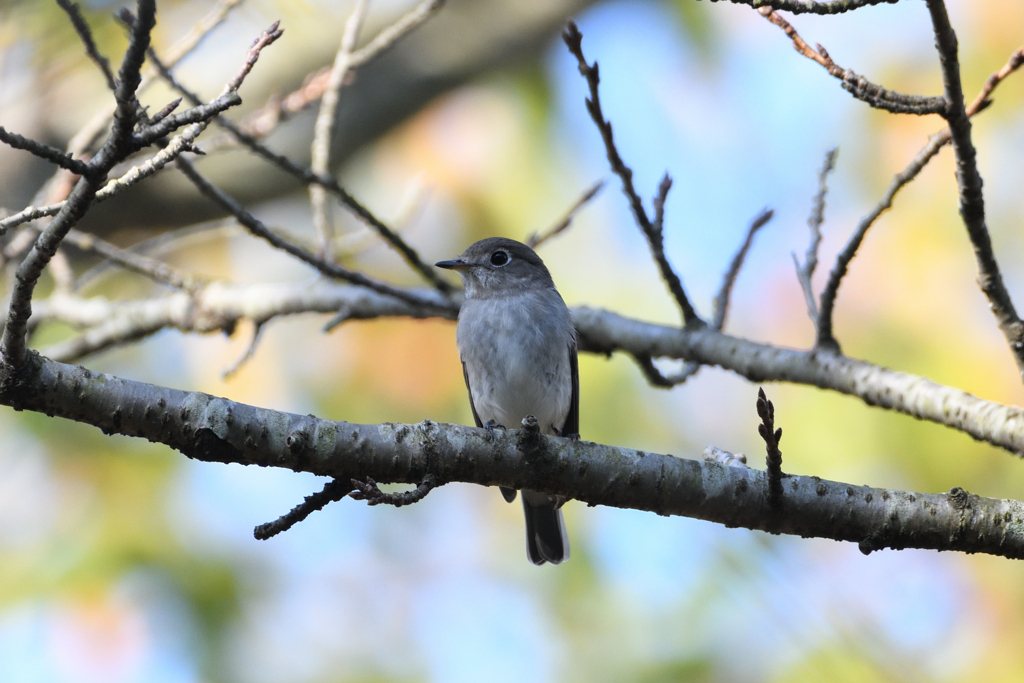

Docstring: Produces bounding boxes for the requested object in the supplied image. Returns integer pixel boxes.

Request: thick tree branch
[0,351,1020,559]
[26,284,1024,457]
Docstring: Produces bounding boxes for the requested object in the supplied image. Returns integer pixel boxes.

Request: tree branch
[56,0,117,92]
[174,157,456,312]
[759,8,946,115]
[726,0,899,14]
[310,0,371,258]
[794,148,837,327]
[26,284,1024,457]
[0,127,91,176]
[563,22,701,326]
[0,351,1020,560]
[146,51,455,295]
[526,179,605,249]
[925,0,1024,381]
[816,43,1024,352]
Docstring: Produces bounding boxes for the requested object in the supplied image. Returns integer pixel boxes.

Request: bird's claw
[484,420,506,441]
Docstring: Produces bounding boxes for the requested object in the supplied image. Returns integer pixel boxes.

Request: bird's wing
[561,341,580,438]
[463,358,517,503]
[461,358,484,429]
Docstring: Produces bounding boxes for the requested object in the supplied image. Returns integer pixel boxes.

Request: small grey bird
[436,237,578,565]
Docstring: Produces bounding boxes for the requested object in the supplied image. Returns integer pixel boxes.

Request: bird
[436,237,578,565]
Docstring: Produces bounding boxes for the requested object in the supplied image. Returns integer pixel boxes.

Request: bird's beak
[435,258,470,270]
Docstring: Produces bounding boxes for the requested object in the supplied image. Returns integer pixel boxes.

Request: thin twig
[349,474,438,507]
[254,478,354,540]
[756,387,784,511]
[349,0,445,68]
[527,179,605,249]
[816,44,1024,352]
[727,0,902,16]
[563,22,701,326]
[712,207,774,332]
[75,218,236,291]
[925,0,1024,382]
[55,0,117,91]
[0,22,281,239]
[63,229,198,290]
[175,157,455,312]
[222,320,267,379]
[0,0,157,367]
[0,127,91,176]
[759,8,947,116]
[64,0,247,159]
[212,0,445,146]
[146,55,454,295]
[631,208,773,388]
[966,46,1024,115]
[310,0,372,259]
[131,92,241,148]
[794,148,837,324]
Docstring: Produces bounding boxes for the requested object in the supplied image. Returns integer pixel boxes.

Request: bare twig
[131,92,241,148]
[966,46,1024,115]
[175,157,455,312]
[925,0,1024,382]
[349,474,438,507]
[729,0,901,16]
[254,478,354,540]
[216,0,445,146]
[310,0,372,258]
[759,8,946,116]
[349,0,445,68]
[0,21,280,239]
[55,0,117,91]
[526,179,605,249]
[74,218,236,291]
[147,54,454,295]
[1,0,158,368]
[632,354,687,388]
[0,127,91,176]
[712,207,774,332]
[563,22,701,326]
[816,44,1024,352]
[64,0,246,159]
[63,229,198,290]
[756,387,784,510]
[630,207,773,388]
[794,148,837,324]
[222,320,267,379]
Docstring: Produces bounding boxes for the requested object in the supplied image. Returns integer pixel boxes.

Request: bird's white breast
[457,288,574,435]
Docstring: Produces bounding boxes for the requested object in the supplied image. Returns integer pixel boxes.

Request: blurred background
[1,0,1024,680]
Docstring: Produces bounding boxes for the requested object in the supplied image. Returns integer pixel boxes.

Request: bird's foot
[554,426,580,442]
[484,419,506,442]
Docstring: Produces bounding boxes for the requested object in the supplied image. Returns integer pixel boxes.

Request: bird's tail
[521,490,569,565]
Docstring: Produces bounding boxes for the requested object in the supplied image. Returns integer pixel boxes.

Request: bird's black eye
[489,250,510,267]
